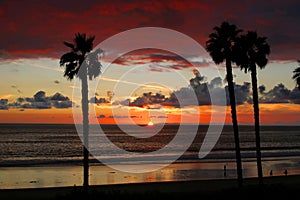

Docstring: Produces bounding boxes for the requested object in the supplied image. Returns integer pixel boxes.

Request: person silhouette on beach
[270,169,273,176]
[284,169,288,176]
[223,165,227,177]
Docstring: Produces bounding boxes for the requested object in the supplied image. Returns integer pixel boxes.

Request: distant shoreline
[1,123,300,127]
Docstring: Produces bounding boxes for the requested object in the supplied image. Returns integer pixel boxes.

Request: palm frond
[64,62,79,80]
[85,36,95,52]
[59,52,79,66]
[293,67,300,90]
[292,67,300,79]
[86,48,103,80]
[88,61,102,80]
[60,33,102,81]
[206,21,242,65]
[63,41,75,51]
[234,31,270,72]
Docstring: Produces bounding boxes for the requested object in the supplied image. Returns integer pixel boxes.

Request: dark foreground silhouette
[0,175,299,200]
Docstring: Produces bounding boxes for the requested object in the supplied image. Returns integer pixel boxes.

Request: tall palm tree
[292,60,300,90]
[206,21,243,187]
[59,33,102,192]
[234,31,270,185]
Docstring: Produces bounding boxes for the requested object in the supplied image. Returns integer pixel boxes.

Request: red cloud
[112,48,195,70]
[0,0,299,60]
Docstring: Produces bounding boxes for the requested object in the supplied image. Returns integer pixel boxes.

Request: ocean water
[1,124,300,189]
[0,124,299,167]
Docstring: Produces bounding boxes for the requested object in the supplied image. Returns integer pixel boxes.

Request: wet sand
[1,157,299,189]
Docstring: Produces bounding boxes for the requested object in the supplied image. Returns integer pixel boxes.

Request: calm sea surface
[0,124,299,166]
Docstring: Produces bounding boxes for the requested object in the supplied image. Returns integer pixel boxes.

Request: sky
[0,0,300,125]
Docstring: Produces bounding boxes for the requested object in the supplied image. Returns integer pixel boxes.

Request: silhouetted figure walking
[224,164,227,177]
[284,169,288,176]
[269,169,273,176]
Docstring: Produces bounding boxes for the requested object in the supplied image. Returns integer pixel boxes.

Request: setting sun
[147,121,154,126]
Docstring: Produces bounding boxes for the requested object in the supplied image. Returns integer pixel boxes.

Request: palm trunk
[81,65,89,193]
[251,64,263,185]
[226,58,243,188]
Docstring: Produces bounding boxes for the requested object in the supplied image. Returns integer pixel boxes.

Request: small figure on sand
[223,164,227,177]
[269,169,273,176]
[284,169,288,176]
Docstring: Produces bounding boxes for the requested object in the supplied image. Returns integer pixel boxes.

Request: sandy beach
[1,157,299,190]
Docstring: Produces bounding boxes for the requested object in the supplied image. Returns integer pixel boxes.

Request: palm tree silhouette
[293,60,300,90]
[206,21,243,187]
[234,31,270,185]
[59,33,103,192]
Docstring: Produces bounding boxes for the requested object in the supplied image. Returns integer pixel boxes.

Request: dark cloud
[30,101,52,109]
[89,97,109,104]
[34,91,47,102]
[148,53,189,63]
[131,92,166,107]
[230,82,251,105]
[5,91,73,109]
[259,85,266,94]
[259,83,300,104]
[210,77,222,89]
[0,99,8,110]
[53,100,72,108]
[97,114,106,119]
[17,97,24,103]
[112,49,212,71]
[90,91,114,104]
[25,97,34,102]
[290,88,300,104]
[110,76,300,107]
[113,49,193,70]
[51,92,69,101]
[54,80,60,84]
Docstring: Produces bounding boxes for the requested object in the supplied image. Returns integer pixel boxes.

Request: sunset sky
[0,0,300,125]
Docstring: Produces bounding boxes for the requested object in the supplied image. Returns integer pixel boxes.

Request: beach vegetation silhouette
[234,31,270,185]
[60,33,103,193]
[206,21,244,187]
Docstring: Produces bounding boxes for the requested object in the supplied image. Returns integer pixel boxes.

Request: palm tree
[59,33,103,192]
[292,60,300,90]
[234,31,270,185]
[206,21,243,187]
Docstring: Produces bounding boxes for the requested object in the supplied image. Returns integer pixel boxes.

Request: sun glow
[147,121,154,126]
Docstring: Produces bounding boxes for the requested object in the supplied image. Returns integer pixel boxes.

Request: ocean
[0,124,299,188]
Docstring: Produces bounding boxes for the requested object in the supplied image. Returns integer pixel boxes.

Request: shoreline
[1,157,299,190]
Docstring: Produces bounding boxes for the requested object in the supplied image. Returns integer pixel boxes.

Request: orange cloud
[1,103,300,125]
